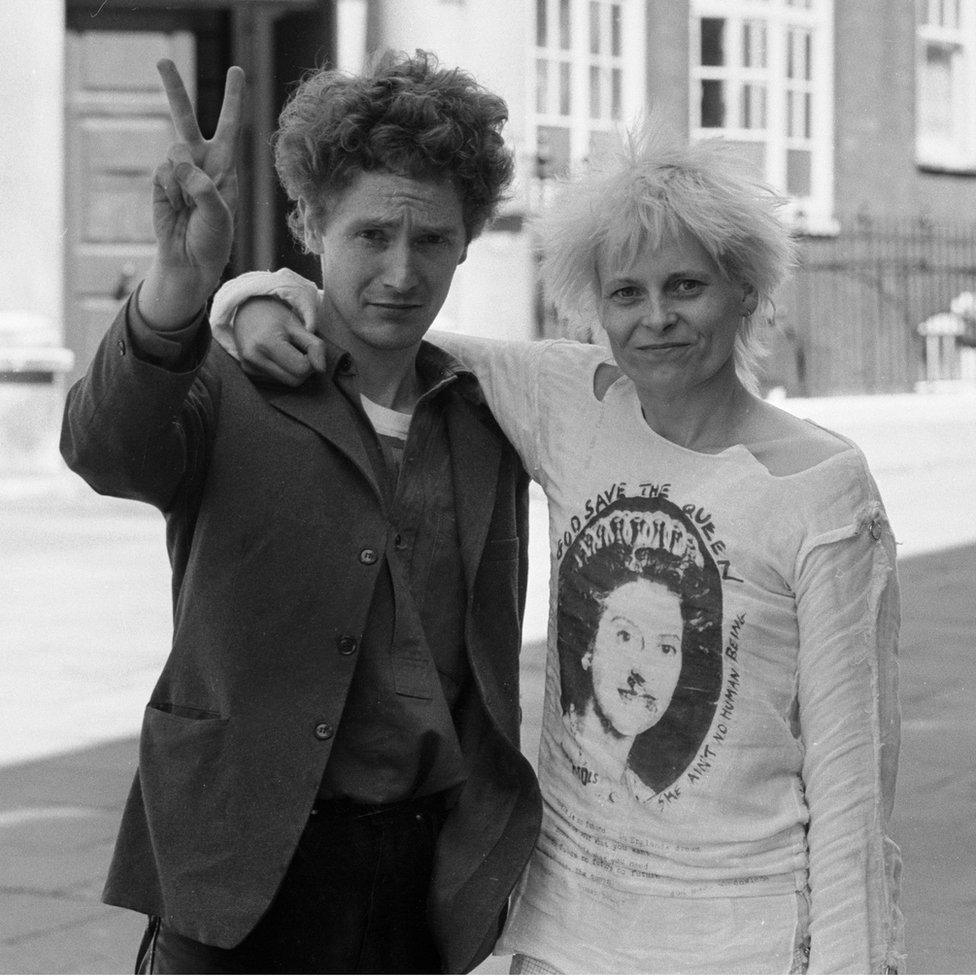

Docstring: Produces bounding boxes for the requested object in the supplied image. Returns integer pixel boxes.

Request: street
[1,388,974,973]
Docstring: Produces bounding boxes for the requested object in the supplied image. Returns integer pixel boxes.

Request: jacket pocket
[148,701,223,721]
[139,705,233,884]
[482,536,519,562]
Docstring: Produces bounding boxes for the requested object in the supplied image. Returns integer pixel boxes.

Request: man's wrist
[137,264,217,332]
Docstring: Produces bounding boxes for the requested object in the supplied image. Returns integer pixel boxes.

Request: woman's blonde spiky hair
[533,122,796,390]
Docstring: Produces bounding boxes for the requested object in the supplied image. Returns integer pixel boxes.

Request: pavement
[1,387,975,974]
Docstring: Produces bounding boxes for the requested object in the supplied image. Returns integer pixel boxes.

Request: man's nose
[382,240,419,292]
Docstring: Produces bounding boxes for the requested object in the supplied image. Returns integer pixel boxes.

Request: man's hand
[139,60,245,330]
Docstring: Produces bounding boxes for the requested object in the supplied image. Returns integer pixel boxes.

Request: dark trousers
[135,792,448,974]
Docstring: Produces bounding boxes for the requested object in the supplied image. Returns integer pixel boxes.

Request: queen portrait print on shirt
[556,492,731,806]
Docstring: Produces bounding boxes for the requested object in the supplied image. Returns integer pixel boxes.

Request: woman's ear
[741,286,759,317]
[581,650,593,672]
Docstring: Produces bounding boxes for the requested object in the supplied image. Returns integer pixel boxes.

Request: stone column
[0,1,74,476]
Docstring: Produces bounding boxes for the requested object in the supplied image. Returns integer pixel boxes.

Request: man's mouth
[369,301,422,312]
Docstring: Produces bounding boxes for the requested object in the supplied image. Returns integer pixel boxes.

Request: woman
[211,130,903,974]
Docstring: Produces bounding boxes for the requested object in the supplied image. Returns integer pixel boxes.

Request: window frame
[527,0,646,209]
[689,0,835,233]
[916,0,976,172]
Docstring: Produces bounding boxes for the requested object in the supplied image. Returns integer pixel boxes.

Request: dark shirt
[128,300,470,805]
[319,349,470,803]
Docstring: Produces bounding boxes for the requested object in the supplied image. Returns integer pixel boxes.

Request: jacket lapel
[261,374,383,500]
[446,395,501,592]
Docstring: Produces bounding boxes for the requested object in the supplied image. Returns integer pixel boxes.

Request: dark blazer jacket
[60,300,542,973]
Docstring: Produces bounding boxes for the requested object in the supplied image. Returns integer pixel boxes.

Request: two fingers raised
[157,59,245,148]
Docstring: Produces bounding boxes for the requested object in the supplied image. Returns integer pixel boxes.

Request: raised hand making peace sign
[138,60,246,331]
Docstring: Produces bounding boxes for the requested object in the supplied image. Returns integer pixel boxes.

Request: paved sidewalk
[1,545,973,973]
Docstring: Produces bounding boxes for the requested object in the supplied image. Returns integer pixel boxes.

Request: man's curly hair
[274,50,513,249]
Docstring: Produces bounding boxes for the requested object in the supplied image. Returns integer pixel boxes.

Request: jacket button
[117,338,126,356]
[359,547,378,565]
[336,635,358,655]
[393,533,406,550]
[314,723,334,740]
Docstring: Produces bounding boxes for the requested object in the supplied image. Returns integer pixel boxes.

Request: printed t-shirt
[431,333,903,975]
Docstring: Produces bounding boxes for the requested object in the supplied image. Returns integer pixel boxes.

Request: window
[916,0,976,171]
[531,0,645,207]
[690,0,834,231]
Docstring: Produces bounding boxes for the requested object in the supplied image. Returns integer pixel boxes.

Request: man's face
[315,170,468,362]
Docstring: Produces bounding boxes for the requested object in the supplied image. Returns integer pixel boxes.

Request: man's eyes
[416,234,451,247]
[356,230,449,247]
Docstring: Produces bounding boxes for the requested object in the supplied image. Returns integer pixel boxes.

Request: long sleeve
[795,499,904,973]
[427,331,546,480]
[60,290,215,512]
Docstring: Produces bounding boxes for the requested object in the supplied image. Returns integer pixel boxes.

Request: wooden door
[64,30,194,386]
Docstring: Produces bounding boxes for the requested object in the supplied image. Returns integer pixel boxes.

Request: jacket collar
[258,333,501,537]
[317,334,485,407]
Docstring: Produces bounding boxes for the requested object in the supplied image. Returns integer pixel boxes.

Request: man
[61,52,540,973]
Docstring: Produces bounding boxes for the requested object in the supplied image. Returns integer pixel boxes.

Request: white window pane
[590,1,600,54]
[786,29,797,79]
[559,0,571,50]
[741,83,767,129]
[786,27,812,81]
[538,125,571,177]
[536,58,549,113]
[724,140,766,174]
[743,20,768,68]
[919,44,955,141]
[590,65,601,118]
[537,0,548,46]
[611,3,622,56]
[559,61,571,114]
[589,128,620,162]
[611,67,622,120]
[785,89,810,138]
[787,148,812,196]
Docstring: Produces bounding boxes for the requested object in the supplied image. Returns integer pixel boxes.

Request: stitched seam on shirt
[863,537,902,969]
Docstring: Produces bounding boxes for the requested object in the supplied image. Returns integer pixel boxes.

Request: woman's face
[584,578,683,738]
[597,224,752,399]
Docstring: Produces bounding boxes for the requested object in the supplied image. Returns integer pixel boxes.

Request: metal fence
[767,213,976,396]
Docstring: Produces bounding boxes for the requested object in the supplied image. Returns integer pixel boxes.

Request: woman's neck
[635,367,758,454]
